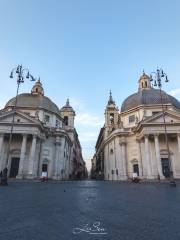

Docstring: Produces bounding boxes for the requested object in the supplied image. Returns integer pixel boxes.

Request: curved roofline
[120,103,178,115]
[4,93,61,116]
[121,88,180,112]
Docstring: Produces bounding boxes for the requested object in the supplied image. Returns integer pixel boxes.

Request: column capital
[120,141,126,146]
[55,136,61,146]
[32,134,38,139]
[144,134,149,138]
[22,133,28,138]
[154,133,159,138]
[119,137,126,145]
[0,133,4,138]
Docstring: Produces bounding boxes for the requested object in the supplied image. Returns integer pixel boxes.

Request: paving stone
[0,180,180,240]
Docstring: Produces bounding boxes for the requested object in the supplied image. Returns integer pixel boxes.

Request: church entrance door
[161,158,170,178]
[42,164,48,172]
[133,164,139,176]
[10,158,20,178]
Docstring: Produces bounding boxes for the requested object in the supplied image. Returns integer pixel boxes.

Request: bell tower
[104,91,119,138]
[60,99,75,128]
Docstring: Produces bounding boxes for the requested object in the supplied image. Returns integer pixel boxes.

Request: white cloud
[69,98,82,108]
[170,88,180,98]
[75,112,104,127]
[79,131,98,143]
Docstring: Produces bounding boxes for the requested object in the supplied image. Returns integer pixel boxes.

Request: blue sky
[0,0,180,169]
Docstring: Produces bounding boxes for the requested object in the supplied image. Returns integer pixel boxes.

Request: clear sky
[0,0,180,170]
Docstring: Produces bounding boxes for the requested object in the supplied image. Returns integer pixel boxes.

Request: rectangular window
[64,116,68,126]
[129,115,135,123]
[56,120,59,127]
[45,115,50,123]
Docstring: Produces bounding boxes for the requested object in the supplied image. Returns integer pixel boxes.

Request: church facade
[94,72,180,181]
[0,79,86,180]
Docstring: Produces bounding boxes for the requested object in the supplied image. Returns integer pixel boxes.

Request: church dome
[5,79,60,114]
[121,89,180,112]
[5,93,60,114]
[121,72,180,112]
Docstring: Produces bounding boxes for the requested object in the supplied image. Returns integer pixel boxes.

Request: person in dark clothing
[1,168,8,186]
[0,171,2,185]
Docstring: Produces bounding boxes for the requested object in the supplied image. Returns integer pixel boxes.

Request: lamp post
[149,68,176,187]
[5,65,35,168]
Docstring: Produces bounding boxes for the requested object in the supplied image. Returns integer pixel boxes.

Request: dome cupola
[31,78,44,96]
[121,71,180,112]
[138,70,152,90]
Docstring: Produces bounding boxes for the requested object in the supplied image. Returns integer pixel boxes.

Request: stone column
[136,139,143,177]
[28,134,37,178]
[144,134,152,179]
[17,134,27,179]
[115,139,121,181]
[53,136,62,180]
[177,133,180,154]
[0,134,4,171]
[154,134,164,179]
[121,141,127,180]
[53,136,64,179]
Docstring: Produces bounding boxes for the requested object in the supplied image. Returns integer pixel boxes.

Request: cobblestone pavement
[0,180,180,240]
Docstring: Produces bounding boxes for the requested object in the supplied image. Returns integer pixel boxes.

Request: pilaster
[144,134,152,179]
[154,134,164,179]
[0,133,4,171]
[120,139,127,180]
[17,134,27,179]
[27,134,37,178]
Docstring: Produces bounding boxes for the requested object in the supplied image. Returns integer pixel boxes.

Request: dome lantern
[31,78,44,96]
[138,70,152,91]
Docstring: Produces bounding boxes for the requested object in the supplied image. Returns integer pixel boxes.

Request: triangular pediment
[142,110,180,124]
[0,110,40,125]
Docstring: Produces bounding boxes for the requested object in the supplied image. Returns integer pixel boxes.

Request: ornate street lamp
[149,68,176,187]
[5,65,36,168]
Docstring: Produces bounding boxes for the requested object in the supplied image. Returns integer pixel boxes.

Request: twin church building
[93,72,180,181]
[0,79,86,180]
[0,71,180,181]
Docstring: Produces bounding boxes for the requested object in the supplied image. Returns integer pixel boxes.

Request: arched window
[36,88,38,92]
[145,81,147,87]
[109,113,114,124]
[64,116,68,126]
